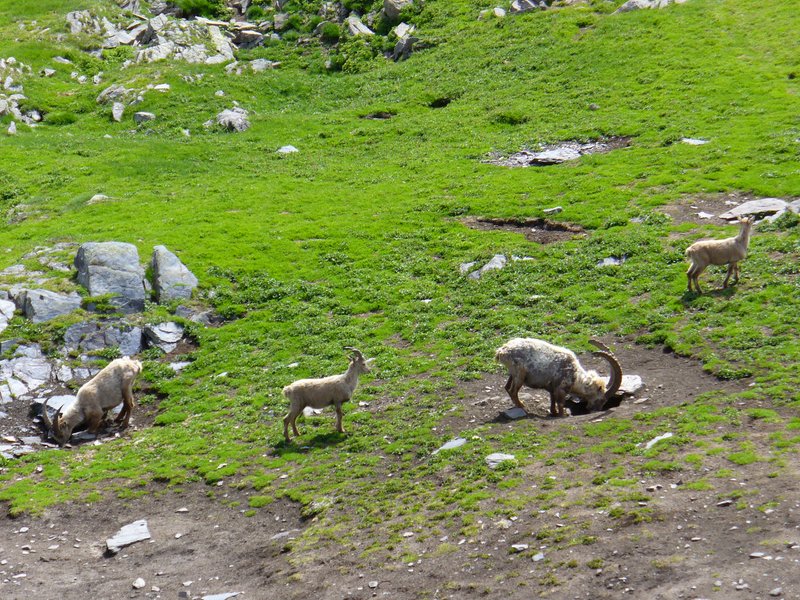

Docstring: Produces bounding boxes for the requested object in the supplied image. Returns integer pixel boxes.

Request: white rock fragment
[106,519,151,554]
[277,145,299,154]
[644,432,673,450]
[432,438,467,455]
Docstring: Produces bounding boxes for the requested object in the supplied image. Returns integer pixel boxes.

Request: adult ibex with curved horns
[495,338,622,417]
[42,358,143,446]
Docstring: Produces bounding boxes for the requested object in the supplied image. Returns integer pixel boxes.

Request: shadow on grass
[681,285,738,304]
[272,431,347,456]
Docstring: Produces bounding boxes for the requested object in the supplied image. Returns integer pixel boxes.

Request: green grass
[0,0,798,572]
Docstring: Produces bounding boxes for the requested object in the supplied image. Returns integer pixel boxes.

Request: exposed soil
[462,216,585,244]
[2,340,799,600]
[660,192,759,226]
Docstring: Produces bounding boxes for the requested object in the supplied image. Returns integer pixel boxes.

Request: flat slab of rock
[487,138,629,167]
[718,198,788,221]
[151,245,198,302]
[144,322,184,353]
[106,519,151,555]
[15,289,81,323]
[485,452,516,469]
[433,438,467,454]
[464,254,507,279]
[202,593,241,600]
[616,0,687,12]
[503,407,528,420]
[602,374,644,395]
[74,242,146,313]
[32,394,77,419]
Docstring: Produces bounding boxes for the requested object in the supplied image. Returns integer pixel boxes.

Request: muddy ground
[1,340,799,600]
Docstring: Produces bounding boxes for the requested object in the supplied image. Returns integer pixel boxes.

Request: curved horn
[592,350,622,400]
[41,397,54,433]
[589,339,612,353]
[344,347,364,359]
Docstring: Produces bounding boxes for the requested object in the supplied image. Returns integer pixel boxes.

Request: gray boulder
[74,242,146,313]
[510,0,548,13]
[96,84,131,105]
[133,111,156,124]
[719,198,788,221]
[211,107,250,132]
[392,36,417,61]
[616,0,687,12]
[346,16,374,36]
[111,102,124,122]
[463,254,507,280]
[62,322,142,355]
[234,30,264,49]
[384,0,414,21]
[0,299,15,333]
[14,289,81,323]
[151,245,198,302]
[144,322,184,353]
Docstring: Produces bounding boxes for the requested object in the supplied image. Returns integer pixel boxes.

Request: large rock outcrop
[151,245,198,302]
[74,242,146,313]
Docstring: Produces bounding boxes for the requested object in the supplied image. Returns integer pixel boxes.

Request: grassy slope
[0,0,798,571]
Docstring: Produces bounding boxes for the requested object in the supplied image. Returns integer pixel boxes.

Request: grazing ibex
[686,216,754,294]
[282,348,373,442]
[495,338,622,417]
[42,358,143,446]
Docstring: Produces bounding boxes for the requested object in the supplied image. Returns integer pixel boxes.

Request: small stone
[368,581,379,589]
[749,551,765,559]
[432,438,467,454]
[132,578,145,589]
[770,588,783,597]
[717,499,733,507]
[277,145,299,154]
[502,407,527,420]
[511,543,528,553]
[133,111,155,124]
[532,552,545,562]
[542,206,563,215]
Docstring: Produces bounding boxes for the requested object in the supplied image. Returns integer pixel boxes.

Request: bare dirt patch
[0,484,303,600]
[462,216,585,244]
[660,192,758,226]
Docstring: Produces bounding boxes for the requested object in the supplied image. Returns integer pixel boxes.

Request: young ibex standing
[282,348,373,442]
[685,216,754,294]
[42,358,143,447]
[495,338,622,417]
